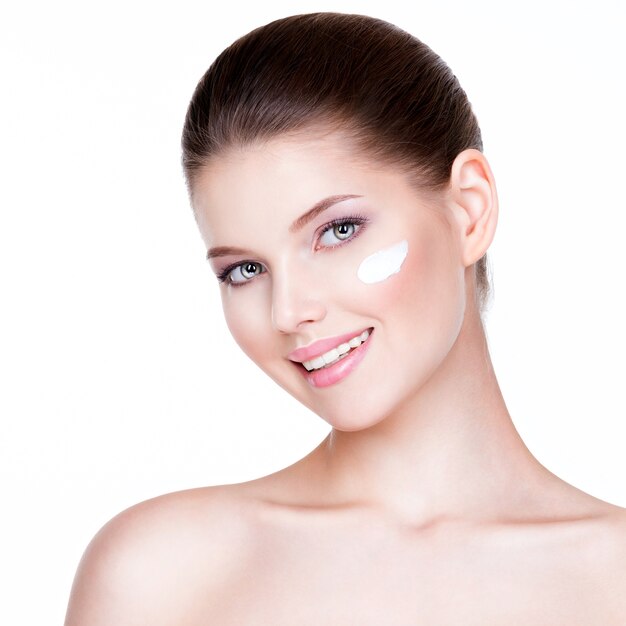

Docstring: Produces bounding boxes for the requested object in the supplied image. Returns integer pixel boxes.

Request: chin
[262,369,383,432]
[261,345,441,432]
[313,382,408,432]
[320,412,386,432]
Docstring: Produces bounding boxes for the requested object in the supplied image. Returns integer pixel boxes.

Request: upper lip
[287,327,372,363]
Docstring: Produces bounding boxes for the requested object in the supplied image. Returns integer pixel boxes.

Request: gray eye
[241,262,262,279]
[228,261,265,284]
[319,222,358,246]
[334,223,355,240]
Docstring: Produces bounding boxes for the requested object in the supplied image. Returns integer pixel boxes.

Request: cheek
[352,240,425,315]
[221,290,271,362]
[345,231,463,327]
[356,240,408,284]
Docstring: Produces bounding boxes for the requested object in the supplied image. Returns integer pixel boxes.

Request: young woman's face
[192,131,468,431]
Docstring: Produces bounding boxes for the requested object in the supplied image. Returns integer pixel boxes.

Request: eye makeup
[216,261,266,286]
[214,213,369,286]
[313,214,368,251]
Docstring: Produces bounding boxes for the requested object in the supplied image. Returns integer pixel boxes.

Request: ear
[447,148,499,267]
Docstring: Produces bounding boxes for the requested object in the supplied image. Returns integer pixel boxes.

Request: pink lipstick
[287,327,371,363]
[289,328,374,388]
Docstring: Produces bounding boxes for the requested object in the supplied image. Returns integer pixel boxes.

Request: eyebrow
[288,193,363,233]
[206,245,250,260]
[206,193,363,260]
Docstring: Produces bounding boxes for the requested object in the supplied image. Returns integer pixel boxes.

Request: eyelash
[315,214,368,251]
[216,214,369,287]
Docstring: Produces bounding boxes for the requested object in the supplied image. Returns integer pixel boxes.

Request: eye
[218,261,266,285]
[317,217,366,248]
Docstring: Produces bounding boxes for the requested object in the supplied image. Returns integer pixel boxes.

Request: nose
[270,266,327,334]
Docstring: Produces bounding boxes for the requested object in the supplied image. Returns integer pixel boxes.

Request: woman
[65,12,626,624]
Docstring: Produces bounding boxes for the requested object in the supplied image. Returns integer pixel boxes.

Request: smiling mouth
[299,328,372,372]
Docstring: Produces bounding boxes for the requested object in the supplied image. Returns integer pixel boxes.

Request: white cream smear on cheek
[357,239,409,284]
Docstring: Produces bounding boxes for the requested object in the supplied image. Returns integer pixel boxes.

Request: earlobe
[449,149,499,267]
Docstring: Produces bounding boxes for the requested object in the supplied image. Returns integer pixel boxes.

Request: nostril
[271,298,327,334]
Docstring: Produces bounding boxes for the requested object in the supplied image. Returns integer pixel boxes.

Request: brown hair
[181,12,492,312]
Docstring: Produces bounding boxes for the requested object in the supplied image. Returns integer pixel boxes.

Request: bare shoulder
[583,504,626,566]
[599,507,626,595]
[568,503,626,619]
[64,485,258,626]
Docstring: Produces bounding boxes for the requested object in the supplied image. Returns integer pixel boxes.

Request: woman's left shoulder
[606,505,626,559]
[584,504,626,613]
[541,502,626,620]
[594,504,626,551]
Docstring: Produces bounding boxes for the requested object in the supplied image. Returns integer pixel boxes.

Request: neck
[315,300,551,527]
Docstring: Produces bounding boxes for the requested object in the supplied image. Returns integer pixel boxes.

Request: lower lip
[296,329,374,388]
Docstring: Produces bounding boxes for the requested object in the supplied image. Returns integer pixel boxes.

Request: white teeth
[336,342,351,355]
[309,356,325,370]
[301,329,371,372]
[322,348,339,364]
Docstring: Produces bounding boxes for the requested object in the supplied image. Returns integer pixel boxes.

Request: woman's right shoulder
[64,484,258,626]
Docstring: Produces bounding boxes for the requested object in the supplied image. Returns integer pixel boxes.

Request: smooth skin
[65,128,626,625]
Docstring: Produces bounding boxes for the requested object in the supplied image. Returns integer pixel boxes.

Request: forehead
[191,129,401,239]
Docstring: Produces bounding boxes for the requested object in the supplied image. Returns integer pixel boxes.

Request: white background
[1,0,625,623]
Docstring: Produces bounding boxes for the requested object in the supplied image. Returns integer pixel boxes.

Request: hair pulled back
[182,12,491,312]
